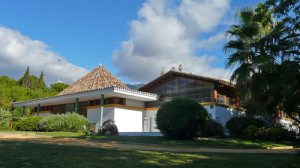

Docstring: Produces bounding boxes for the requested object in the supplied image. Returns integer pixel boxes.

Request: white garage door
[114,108,143,132]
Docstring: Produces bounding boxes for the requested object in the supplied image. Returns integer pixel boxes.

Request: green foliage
[200,120,225,138]
[39,113,91,132]
[225,116,266,137]
[226,116,297,141]
[156,98,209,140]
[0,67,68,110]
[15,116,43,131]
[50,83,69,93]
[0,108,12,130]
[19,67,46,90]
[243,126,296,141]
[257,127,296,141]
[242,125,260,139]
[224,0,300,125]
[19,66,30,87]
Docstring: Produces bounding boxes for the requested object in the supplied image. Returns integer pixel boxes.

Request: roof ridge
[58,65,129,95]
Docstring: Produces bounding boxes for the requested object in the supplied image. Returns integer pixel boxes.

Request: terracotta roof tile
[58,65,129,95]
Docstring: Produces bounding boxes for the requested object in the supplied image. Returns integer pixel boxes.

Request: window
[88,97,125,106]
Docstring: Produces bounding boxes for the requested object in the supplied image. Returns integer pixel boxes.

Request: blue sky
[0,0,263,84]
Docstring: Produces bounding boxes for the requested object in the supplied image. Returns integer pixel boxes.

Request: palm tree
[224,5,276,124]
[224,5,273,84]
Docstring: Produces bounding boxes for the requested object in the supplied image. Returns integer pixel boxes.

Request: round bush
[225,116,265,137]
[156,98,209,140]
[200,120,225,138]
[15,116,43,131]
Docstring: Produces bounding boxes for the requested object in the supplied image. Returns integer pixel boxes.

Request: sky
[0,0,263,84]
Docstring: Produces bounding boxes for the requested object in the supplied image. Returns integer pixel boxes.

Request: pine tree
[20,66,30,87]
[39,71,44,81]
[39,71,46,89]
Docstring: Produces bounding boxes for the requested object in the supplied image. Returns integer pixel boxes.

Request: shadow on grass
[0,141,299,168]
[77,135,300,149]
[3,130,299,149]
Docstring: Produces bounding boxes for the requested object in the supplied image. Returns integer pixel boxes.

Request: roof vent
[178,64,183,72]
[161,67,165,76]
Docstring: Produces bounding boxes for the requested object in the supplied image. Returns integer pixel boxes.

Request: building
[139,69,241,131]
[13,65,241,133]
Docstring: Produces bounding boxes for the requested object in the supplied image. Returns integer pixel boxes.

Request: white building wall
[144,110,159,132]
[87,107,115,130]
[214,106,240,126]
[114,108,143,132]
[126,99,145,107]
[203,105,216,119]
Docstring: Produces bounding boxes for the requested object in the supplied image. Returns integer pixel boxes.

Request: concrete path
[0,132,299,154]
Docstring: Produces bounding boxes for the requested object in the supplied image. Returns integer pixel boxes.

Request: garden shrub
[0,108,12,130]
[256,127,296,141]
[39,112,91,132]
[200,119,225,138]
[242,125,260,139]
[39,115,65,132]
[156,98,209,140]
[15,116,43,131]
[239,125,296,141]
[65,113,92,132]
[226,116,265,137]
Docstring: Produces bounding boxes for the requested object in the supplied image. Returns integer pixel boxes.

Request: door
[143,117,150,132]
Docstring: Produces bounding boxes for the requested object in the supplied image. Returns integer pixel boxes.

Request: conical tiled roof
[58,65,129,95]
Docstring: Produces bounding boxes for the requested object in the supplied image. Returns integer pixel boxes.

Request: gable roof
[139,69,235,92]
[59,65,129,95]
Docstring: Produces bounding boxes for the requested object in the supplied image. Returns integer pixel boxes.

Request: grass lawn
[82,135,299,149]
[0,141,299,168]
[24,131,299,149]
[1,130,299,149]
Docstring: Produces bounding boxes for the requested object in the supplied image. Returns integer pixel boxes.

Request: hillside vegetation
[0,67,68,114]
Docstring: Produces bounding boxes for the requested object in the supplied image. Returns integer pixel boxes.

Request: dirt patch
[0,132,51,139]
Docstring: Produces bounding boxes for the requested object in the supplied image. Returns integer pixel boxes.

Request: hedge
[0,108,12,130]
[15,116,43,131]
[39,112,91,132]
[225,116,265,137]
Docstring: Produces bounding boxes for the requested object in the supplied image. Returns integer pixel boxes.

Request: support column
[37,104,40,116]
[100,94,104,126]
[22,106,25,116]
[75,98,79,113]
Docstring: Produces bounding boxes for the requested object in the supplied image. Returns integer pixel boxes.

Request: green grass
[36,131,300,149]
[82,135,297,149]
[1,130,298,149]
[0,141,299,168]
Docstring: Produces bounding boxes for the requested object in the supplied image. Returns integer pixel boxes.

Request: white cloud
[113,0,230,83]
[0,26,89,84]
[198,33,227,50]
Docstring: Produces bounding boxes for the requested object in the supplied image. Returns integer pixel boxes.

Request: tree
[260,0,300,124]
[0,75,58,110]
[39,71,46,89]
[50,83,69,93]
[18,67,47,90]
[20,66,30,87]
[224,5,275,123]
[156,98,209,140]
[224,0,300,125]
